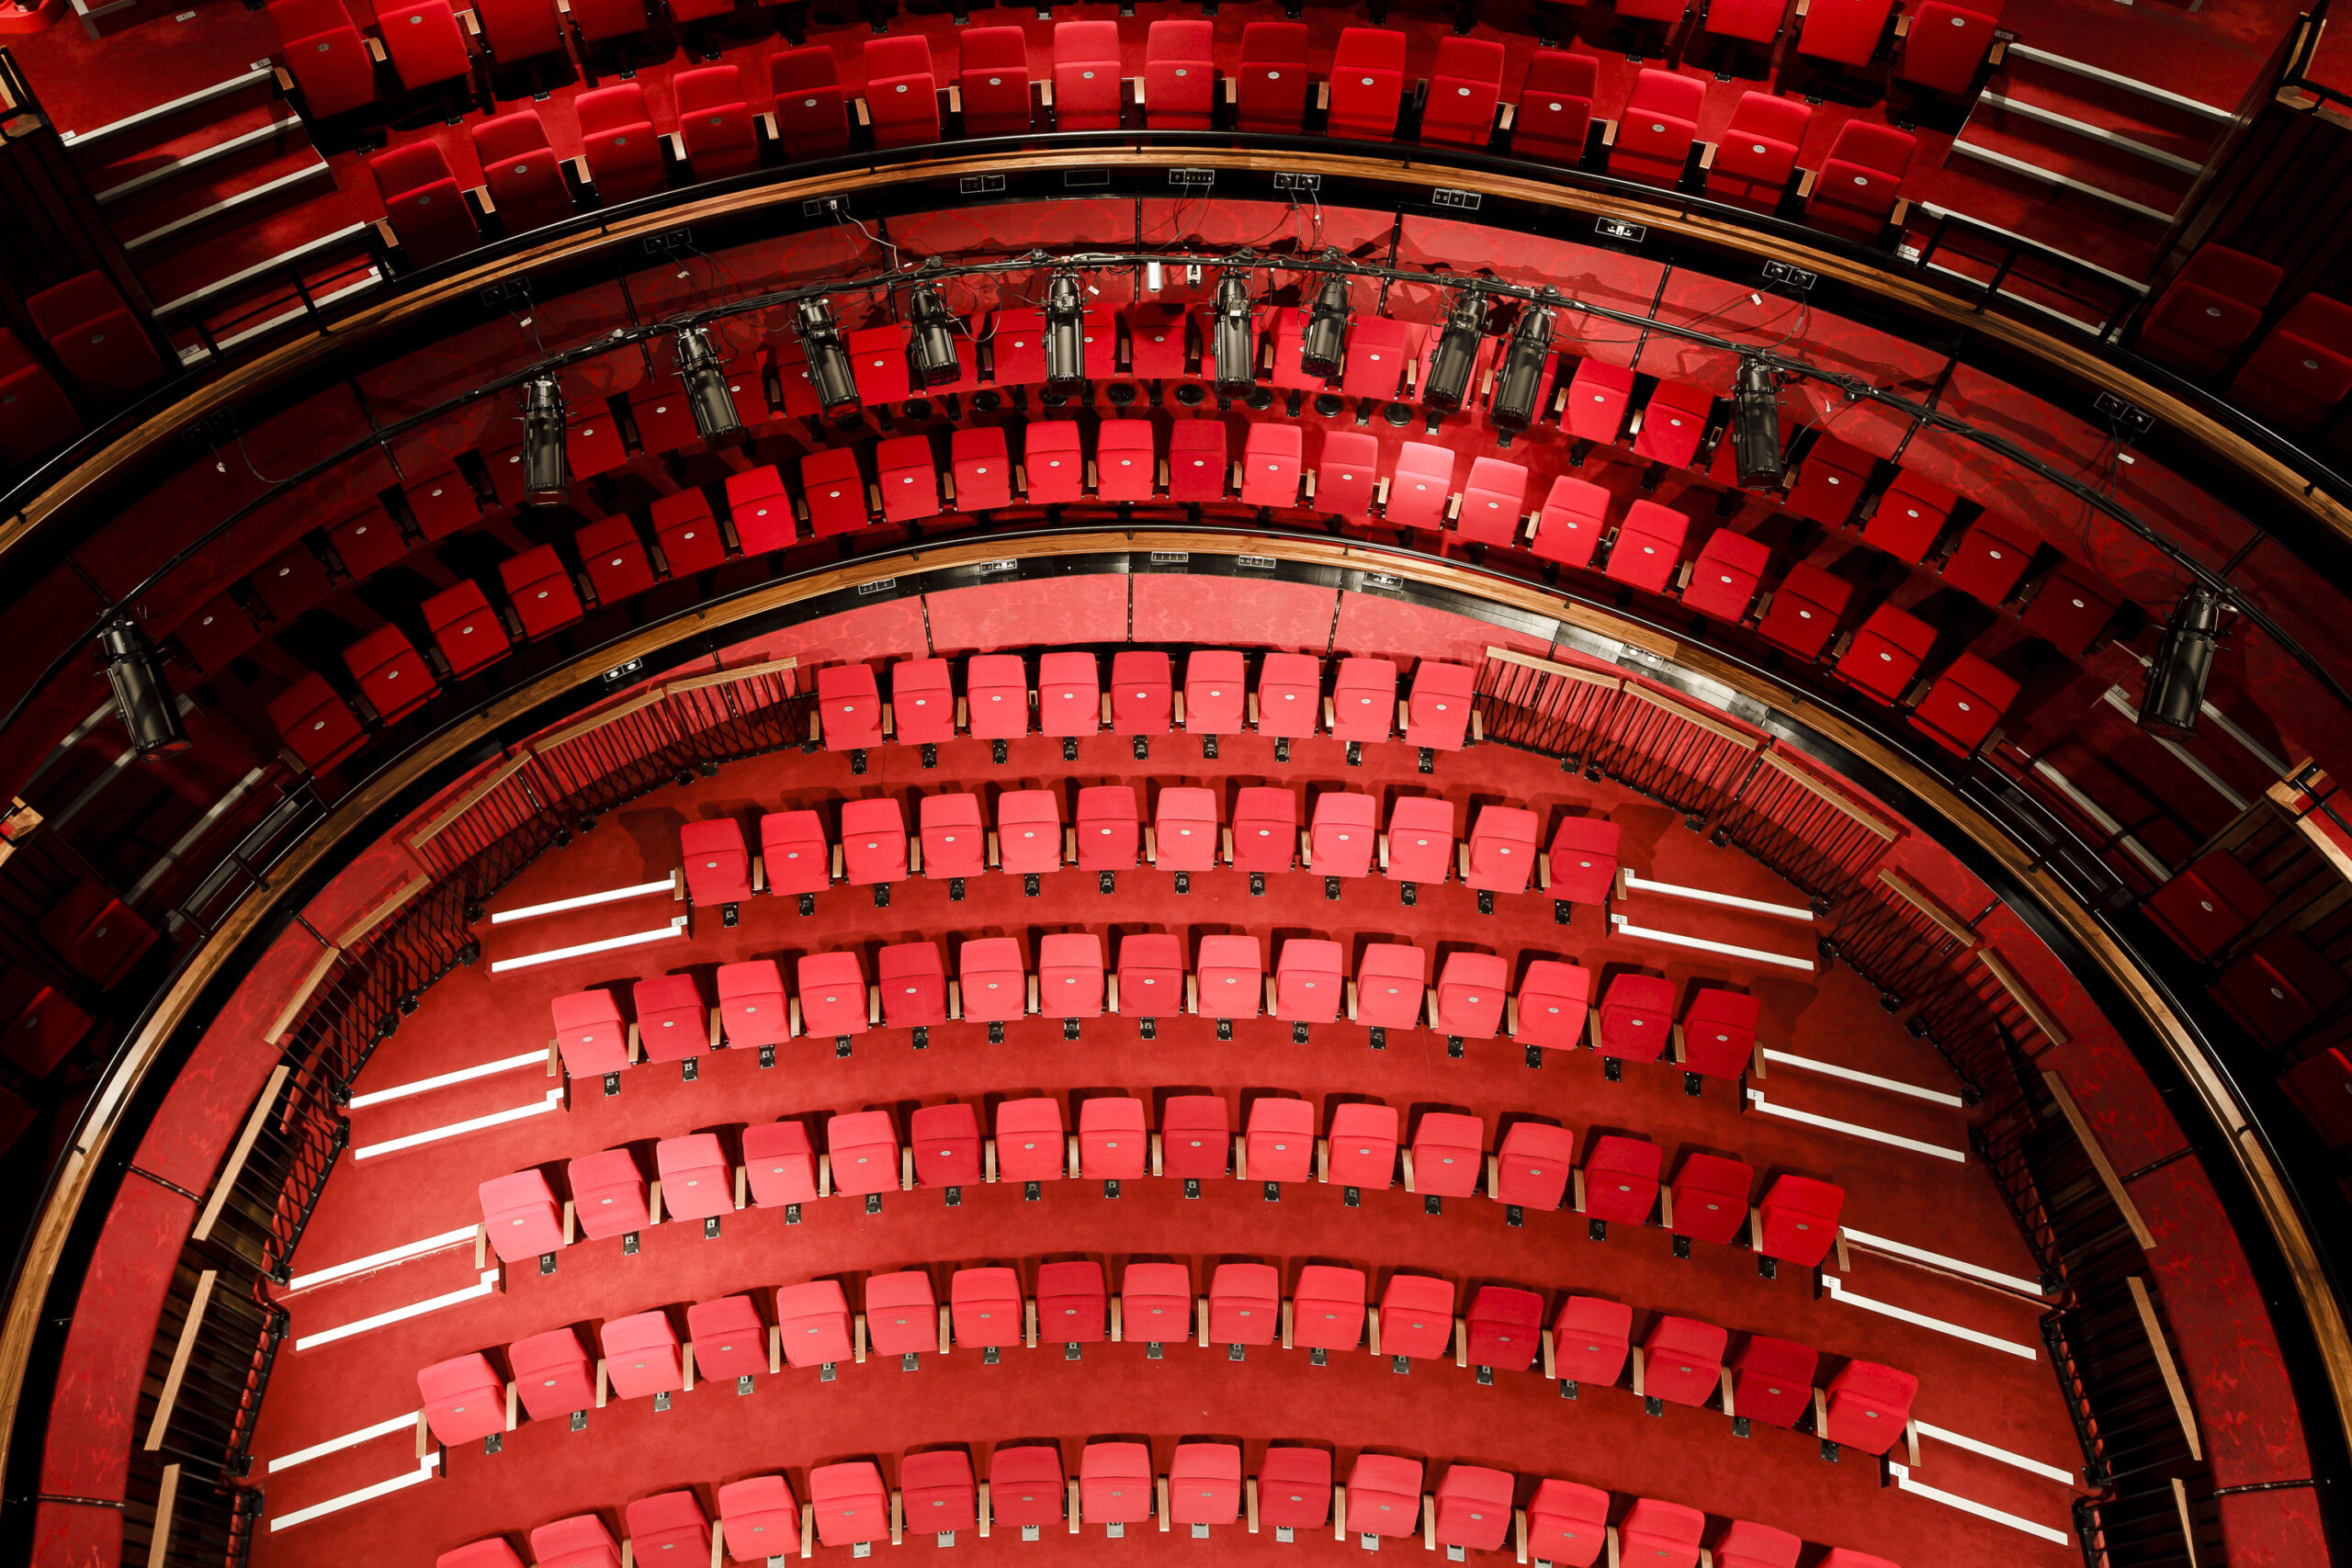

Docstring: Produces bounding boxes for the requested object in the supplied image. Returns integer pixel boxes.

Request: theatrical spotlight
[909,286,962,389]
[1421,289,1487,413]
[673,326,743,446]
[2138,584,2226,739]
[1301,265,1351,380]
[100,619,189,757]
[1212,263,1258,400]
[1489,295,1555,434]
[1044,270,1087,389]
[797,298,861,415]
[1729,355,1786,491]
[519,375,568,505]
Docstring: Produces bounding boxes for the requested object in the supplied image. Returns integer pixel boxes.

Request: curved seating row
[441,1445,1903,1564]
[2132,244,2352,434]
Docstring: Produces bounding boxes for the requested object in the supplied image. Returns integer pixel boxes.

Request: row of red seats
[482,1103,1834,1246]
[443,1452,1901,1564]
[0,274,172,467]
[2132,245,2352,434]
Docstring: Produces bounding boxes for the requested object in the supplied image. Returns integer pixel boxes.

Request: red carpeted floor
[245,723,2088,1568]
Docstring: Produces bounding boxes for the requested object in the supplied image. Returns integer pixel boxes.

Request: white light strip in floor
[285,1226,481,1295]
[1820,1274,2038,1359]
[1885,1462,2071,1545]
[269,1452,441,1530]
[266,1411,422,1473]
[292,1269,500,1352]
[490,877,676,925]
[1609,915,1815,972]
[1913,1422,2080,1486]
[1760,1049,1966,1107]
[1746,1089,1966,1162]
[352,1090,563,1161]
[1838,1227,2048,1297]
[347,1051,547,1109]
[1618,872,1815,922]
[489,916,688,974]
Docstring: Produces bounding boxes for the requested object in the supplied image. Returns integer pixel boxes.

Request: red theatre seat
[715,960,790,1048]
[269,0,378,119]
[1909,650,2018,757]
[1806,121,1916,241]
[1940,511,2040,604]
[1526,1480,1610,1566]
[811,1462,889,1548]
[567,1149,649,1241]
[1076,784,1141,873]
[1582,1134,1662,1224]
[509,1328,595,1421]
[1898,0,2003,94]
[817,664,883,752]
[891,657,956,746]
[1208,1260,1280,1348]
[31,271,167,395]
[1706,93,1811,209]
[551,988,628,1078]
[478,1169,563,1263]
[910,1103,983,1192]
[718,1476,800,1561]
[919,791,987,880]
[1273,938,1343,1023]
[419,1352,505,1445]
[1195,934,1262,1021]
[631,975,707,1063]
[1080,1097,1148,1181]
[901,1451,978,1539]
[1822,1360,1918,1453]
[1465,805,1539,895]
[1433,1464,1515,1552]
[686,1295,766,1382]
[1669,1152,1755,1246]
[1385,795,1454,886]
[1729,1337,1818,1431]
[1455,457,1527,546]
[1179,649,1245,737]
[674,64,757,178]
[1783,432,1874,526]
[1431,954,1508,1043]
[741,1122,819,1208]
[876,942,949,1033]
[1405,660,1476,751]
[681,818,752,906]
[1605,500,1689,592]
[601,1310,684,1399]
[1464,1287,1544,1374]
[827,1110,899,1200]
[1315,431,1380,524]
[841,798,909,886]
[1386,440,1454,531]
[530,1517,621,1568]
[1595,973,1674,1064]
[1613,70,1705,187]
[1530,475,1610,566]
[575,515,651,603]
[2136,246,2283,377]
[1551,1295,1633,1390]
[369,142,477,267]
[1120,1260,1191,1346]
[1340,315,1415,402]
[2231,292,2352,432]
[1326,1102,1399,1190]
[651,488,729,570]
[657,1133,731,1221]
[797,952,869,1044]
[1798,0,1896,63]
[1423,37,1505,148]
[1757,561,1853,659]
[470,110,576,234]
[1170,1442,1242,1528]
[576,83,667,204]
[1144,19,1215,130]
[1757,1173,1845,1265]
[2146,850,2276,961]
[1331,657,1397,744]
[1038,650,1100,740]
[1621,1500,1706,1568]
[268,674,364,772]
[957,27,1032,138]
[1246,1098,1317,1184]
[769,46,852,160]
[1344,1453,1426,1538]
[1642,1314,1728,1406]
[845,326,912,411]
[1109,649,1171,738]
[1052,20,1124,132]
[1258,1449,1334,1533]
[1514,50,1597,165]
[564,0,644,41]
[1328,27,1408,141]
[865,37,942,149]
[1155,785,1220,872]
[474,0,560,61]
[1160,1094,1228,1181]
[1291,1265,1368,1355]
[1409,1109,1487,1195]
[625,1494,708,1561]
[1231,786,1298,875]
[1308,794,1379,884]
[1095,419,1156,501]
[989,1447,1066,1532]
[1254,651,1322,740]
[1352,942,1426,1035]
[1512,961,1590,1059]
[999,790,1064,876]
[1240,422,1304,506]
[1634,380,1713,468]
[992,1097,1066,1186]
[863,1271,937,1361]
[1494,1120,1575,1209]
[949,425,1013,510]
[2283,1047,2352,1145]
[500,545,582,637]
[1836,603,1934,705]
[1236,21,1309,133]
[1679,987,1760,1080]
[759,809,830,901]
[1681,528,1770,620]
[1080,1441,1154,1527]
[1565,355,1634,442]
[958,936,1027,1025]
[774,1280,854,1370]
[802,447,872,537]
[0,329,80,460]
[423,580,509,679]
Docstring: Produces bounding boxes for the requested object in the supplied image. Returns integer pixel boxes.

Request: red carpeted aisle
[246,719,2088,1568]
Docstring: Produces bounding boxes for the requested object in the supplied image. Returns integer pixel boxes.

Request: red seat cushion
[1797,0,1896,64]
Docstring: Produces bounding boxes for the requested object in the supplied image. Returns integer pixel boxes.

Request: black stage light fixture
[673,326,743,446]
[100,619,189,757]
[908,286,962,389]
[1489,296,1555,434]
[1301,266,1351,379]
[797,298,861,415]
[1421,289,1487,412]
[1212,264,1257,398]
[1729,355,1786,491]
[520,375,569,505]
[1044,269,1087,389]
[2138,585,2225,739]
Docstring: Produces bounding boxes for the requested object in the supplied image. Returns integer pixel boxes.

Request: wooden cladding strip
[1756,749,1900,841]
[334,873,431,953]
[661,655,799,695]
[532,689,671,755]
[2129,1276,2204,1461]
[1481,645,1622,690]
[1619,681,1765,749]
[2169,1478,2200,1568]
[1874,868,1983,948]
[263,943,342,1046]
[2041,1069,2159,1250]
[141,1274,216,1451]
[1977,949,2071,1049]
[146,1463,180,1568]
[193,1065,289,1244]
[408,753,536,850]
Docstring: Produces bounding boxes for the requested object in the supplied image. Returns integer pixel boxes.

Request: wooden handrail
[1874,867,1982,948]
[146,1462,180,1568]
[1978,950,2071,1050]
[1753,749,1900,842]
[141,1272,216,1451]
[4,527,2343,1503]
[2130,1275,2205,1461]
[192,1066,288,1244]
[407,753,535,851]
[2043,1070,2159,1250]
